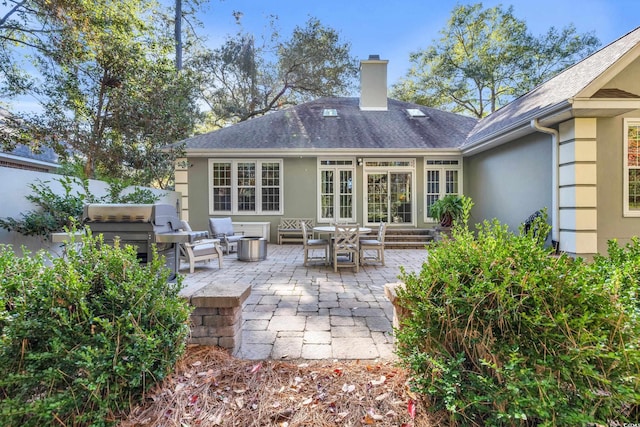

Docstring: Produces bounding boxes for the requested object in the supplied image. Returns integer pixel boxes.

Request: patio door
[319,160,355,222]
[365,166,413,225]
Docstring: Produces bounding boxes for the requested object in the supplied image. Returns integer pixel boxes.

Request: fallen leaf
[191,361,202,367]
[188,395,198,406]
[233,389,246,394]
[342,383,356,393]
[370,375,386,386]
[333,368,343,376]
[250,363,262,374]
[362,413,375,425]
[302,397,313,405]
[337,411,349,419]
[385,410,397,417]
[375,393,388,401]
[408,399,416,419]
[235,396,244,409]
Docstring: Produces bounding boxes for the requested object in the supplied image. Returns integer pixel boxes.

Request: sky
[194,0,640,86]
[2,0,639,113]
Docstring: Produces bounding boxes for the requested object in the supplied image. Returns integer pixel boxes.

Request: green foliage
[0,176,161,238]
[192,17,358,127]
[428,194,471,227]
[0,231,191,426]
[391,3,600,118]
[395,213,640,426]
[2,0,199,185]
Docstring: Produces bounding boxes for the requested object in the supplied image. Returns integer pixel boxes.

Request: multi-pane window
[425,158,461,221]
[624,119,640,216]
[209,159,283,215]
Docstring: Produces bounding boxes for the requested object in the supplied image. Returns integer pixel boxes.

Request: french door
[365,170,413,225]
[319,160,355,222]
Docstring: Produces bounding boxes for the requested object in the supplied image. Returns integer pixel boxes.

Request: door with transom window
[318,160,355,223]
[364,160,414,225]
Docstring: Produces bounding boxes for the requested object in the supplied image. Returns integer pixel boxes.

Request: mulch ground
[118,345,443,426]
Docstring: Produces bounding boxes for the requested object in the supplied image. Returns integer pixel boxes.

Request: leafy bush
[395,211,640,426]
[0,176,161,238]
[0,231,192,426]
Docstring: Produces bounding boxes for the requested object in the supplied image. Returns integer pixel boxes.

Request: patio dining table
[312,225,372,237]
[312,225,372,266]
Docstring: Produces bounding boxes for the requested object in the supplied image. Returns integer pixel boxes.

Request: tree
[391,3,600,118]
[1,0,201,187]
[191,17,358,127]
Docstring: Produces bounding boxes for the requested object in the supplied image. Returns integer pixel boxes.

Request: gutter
[462,101,571,156]
[530,119,560,249]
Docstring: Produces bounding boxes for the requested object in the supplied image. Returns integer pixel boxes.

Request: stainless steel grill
[82,203,185,280]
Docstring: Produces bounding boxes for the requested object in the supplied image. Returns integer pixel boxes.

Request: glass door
[319,165,354,222]
[366,171,413,225]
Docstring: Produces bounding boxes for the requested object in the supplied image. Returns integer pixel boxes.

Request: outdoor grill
[82,203,186,281]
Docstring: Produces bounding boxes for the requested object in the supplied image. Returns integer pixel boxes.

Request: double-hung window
[624,118,640,216]
[209,159,283,215]
[425,158,462,221]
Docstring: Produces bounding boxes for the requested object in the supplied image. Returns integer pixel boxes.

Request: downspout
[531,119,560,250]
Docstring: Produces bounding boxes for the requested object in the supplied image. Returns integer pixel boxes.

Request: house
[0,107,60,173]
[172,26,640,259]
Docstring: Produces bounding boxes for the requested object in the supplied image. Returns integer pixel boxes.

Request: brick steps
[384,227,434,249]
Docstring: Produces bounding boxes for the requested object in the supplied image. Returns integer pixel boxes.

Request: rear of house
[173,27,640,259]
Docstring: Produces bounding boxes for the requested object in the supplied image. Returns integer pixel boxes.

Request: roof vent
[406,108,426,118]
[368,54,380,60]
[323,108,338,117]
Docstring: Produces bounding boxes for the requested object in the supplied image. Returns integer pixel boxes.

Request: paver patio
[179,243,428,361]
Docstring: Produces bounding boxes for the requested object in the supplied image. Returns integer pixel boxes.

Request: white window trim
[624,118,640,217]
[208,159,284,215]
[317,158,356,223]
[424,156,463,223]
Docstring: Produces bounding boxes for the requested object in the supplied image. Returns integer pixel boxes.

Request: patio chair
[333,224,360,273]
[179,220,223,273]
[209,217,244,254]
[301,221,329,266]
[359,222,386,266]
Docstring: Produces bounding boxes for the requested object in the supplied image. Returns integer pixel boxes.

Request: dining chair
[333,224,360,273]
[179,220,223,273]
[301,221,329,266]
[360,222,386,266]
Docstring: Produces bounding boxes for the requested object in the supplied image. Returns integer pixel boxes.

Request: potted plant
[429,194,466,227]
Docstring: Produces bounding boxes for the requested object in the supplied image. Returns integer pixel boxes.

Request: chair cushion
[225,234,244,243]
[360,239,382,246]
[210,217,234,236]
[192,244,219,256]
[307,238,328,246]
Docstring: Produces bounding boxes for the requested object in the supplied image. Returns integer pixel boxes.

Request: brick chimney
[359,54,388,111]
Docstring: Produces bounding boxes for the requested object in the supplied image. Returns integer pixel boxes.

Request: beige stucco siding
[597,112,640,253]
[464,133,553,233]
[602,56,640,94]
[183,157,319,242]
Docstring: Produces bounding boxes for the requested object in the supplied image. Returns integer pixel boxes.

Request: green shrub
[395,212,640,426]
[0,231,192,426]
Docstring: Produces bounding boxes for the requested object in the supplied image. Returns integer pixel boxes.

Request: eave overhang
[182,147,462,158]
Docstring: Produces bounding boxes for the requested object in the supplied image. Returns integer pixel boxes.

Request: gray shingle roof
[176,26,640,155]
[465,26,640,146]
[179,98,477,152]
